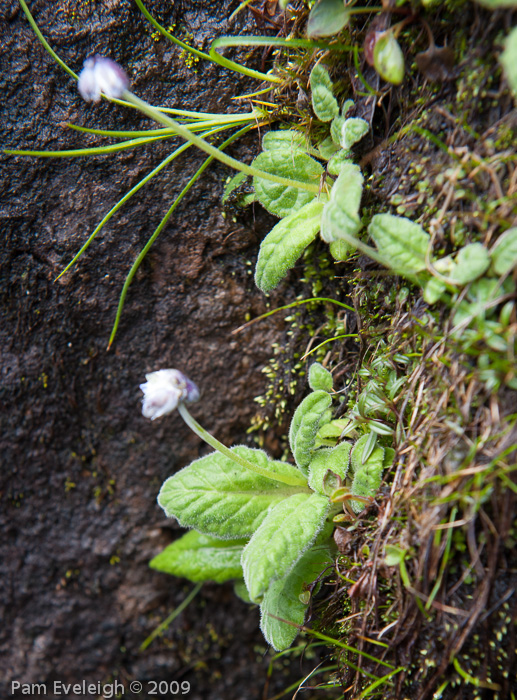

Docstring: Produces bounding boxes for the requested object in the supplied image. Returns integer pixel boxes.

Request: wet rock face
[0,2,292,697]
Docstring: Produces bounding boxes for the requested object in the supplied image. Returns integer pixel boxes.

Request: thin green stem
[5,133,171,158]
[19,0,77,80]
[122,91,320,194]
[107,125,252,348]
[232,297,355,334]
[178,404,308,487]
[139,582,203,651]
[57,123,249,280]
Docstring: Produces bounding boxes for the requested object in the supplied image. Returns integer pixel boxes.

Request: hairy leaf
[327,149,352,177]
[262,129,307,154]
[318,136,340,160]
[491,227,517,275]
[340,118,369,150]
[307,0,351,38]
[158,447,306,539]
[308,441,352,494]
[242,493,330,602]
[320,163,363,244]
[350,440,385,513]
[255,199,324,293]
[308,362,334,392]
[252,149,323,218]
[234,579,252,603]
[330,115,346,146]
[424,276,446,304]
[260,546,333,650]
[368,214,430,276]
[289,390,333,472]
[450,243,490,284]
[500,26,517,97]
[310,64,339,122]
[150,531,246,583]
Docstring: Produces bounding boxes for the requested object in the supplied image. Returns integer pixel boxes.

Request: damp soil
[0,2,330,699]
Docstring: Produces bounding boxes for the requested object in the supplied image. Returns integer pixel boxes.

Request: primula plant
[141,363,394,651]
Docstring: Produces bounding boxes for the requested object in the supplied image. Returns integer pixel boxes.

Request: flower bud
[78,55,129,103]
[140,369,200,421]
[372,31,405,86]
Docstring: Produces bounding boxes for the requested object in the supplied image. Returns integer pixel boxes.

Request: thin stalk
[57,123,252,279]
[19,0,77,80]
[5,133,173,158]
[139,582,203,651]
[178,404,308,487]
[107,125,252,347]
[122,91,320,194]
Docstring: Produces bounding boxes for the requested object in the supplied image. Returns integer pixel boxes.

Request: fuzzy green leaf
[424,277,446,304]
[234,579,252,603]
[289,390,333,472]
[327,151,353,179]
[260,546,333,650]
[450,243,490,284]
[307,0,351,38]
[340,118,369,150]
[308,362,334,392]
[310,64,339,122]
[242,493,330,602]
[368,214,430,276]
[318,136,340,160]
[308,441,352,494]
[350,440,385,513]
[252,149,323,218]
[500,27,517,97]
[491,227,517,275]
[320,163,363,245]
[255,199,324,293]
[158,447,306,539]
[150,531,246,583]
[262,129,308,153]
[330,115,346,146]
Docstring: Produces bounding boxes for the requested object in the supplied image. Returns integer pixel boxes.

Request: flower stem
[177,404,308,487]
[122,91,320,194]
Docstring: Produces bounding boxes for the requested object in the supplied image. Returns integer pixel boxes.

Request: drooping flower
[140,369,200,420]
[78,55,129,103]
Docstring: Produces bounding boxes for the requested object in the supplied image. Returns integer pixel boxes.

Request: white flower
[140,369,200,420]
[78,55,129,103]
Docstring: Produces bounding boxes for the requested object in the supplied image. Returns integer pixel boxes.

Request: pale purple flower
[140,369,200,420]
[78,55,129,103]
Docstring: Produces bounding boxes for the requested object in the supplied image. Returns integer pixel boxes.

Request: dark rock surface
[0,3,321,698]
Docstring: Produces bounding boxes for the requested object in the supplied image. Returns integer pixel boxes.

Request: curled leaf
[340,118,369,150]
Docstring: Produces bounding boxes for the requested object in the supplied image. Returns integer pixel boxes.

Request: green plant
[8,0,352,347]
[141,365,394,651]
